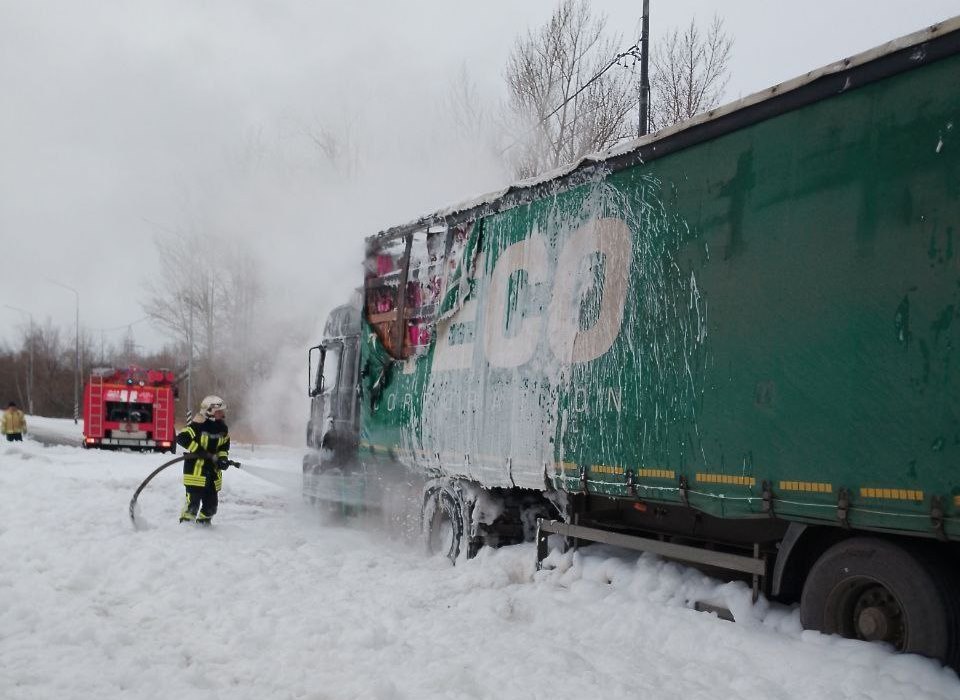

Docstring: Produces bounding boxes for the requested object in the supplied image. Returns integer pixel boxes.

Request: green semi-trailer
[305,18,960,667]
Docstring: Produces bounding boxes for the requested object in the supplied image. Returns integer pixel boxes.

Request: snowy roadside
[0,423,958,699]
[20,414,84,447]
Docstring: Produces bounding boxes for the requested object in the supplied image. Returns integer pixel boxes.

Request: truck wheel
[800,537,957,665]
[422,487,465,562]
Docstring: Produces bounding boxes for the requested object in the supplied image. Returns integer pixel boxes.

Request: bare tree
[649,15,733,132]
[142,228,216,356]
[447,63,490,140]
[142,228,264,403]
[502,0,638,178]
[15,320,75,417]
[304,117,362,178]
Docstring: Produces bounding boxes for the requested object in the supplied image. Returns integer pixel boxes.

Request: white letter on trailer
[548,218,632,364]
[431,298,479,372]
[484,236,548,368]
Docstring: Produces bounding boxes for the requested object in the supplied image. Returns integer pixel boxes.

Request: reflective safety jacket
[176,418,230,491]
[1,408,26,435]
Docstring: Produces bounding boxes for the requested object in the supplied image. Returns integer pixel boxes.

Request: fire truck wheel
[422,486,465,563]
[800,537,958,666]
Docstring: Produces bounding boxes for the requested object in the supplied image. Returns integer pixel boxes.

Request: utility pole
[638,0,651,137]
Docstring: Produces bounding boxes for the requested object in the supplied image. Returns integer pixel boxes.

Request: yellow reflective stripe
[695,473,756,487]
[217,451,228,458]
[860,487,924,502]
[779,481,832,494]
[180,494,195,519]
[590,464,625,476]
[183,460,206,486]
[186,441,200,452]
[636,468,675,479]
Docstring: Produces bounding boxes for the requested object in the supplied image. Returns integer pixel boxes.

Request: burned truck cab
[304,300,361,477]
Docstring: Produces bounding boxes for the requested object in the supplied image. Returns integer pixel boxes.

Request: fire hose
[129,453,241,527]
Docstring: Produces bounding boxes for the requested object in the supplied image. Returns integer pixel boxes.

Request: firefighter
[176,395,233,525]
[2,401,27,441]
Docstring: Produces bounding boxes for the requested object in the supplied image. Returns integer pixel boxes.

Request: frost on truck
[305,18,960,669]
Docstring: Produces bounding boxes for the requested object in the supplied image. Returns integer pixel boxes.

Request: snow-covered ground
[21,413,83,446]
[1,419,958,700]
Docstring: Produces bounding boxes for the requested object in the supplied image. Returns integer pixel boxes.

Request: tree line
[0,280,280,437]
[0,320,179,419]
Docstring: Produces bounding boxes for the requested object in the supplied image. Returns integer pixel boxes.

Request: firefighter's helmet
[199,395,227,419]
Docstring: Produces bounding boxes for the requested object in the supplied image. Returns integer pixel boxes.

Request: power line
[499,40,644,158]
[89,316,151,333]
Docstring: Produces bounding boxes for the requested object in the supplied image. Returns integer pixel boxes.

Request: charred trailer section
[307,18,960,669]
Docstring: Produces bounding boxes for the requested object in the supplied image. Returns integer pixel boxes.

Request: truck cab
[304,301,361,477]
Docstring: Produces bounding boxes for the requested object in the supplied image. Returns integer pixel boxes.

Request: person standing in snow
[2,401,27,441]
[176,395,233,525]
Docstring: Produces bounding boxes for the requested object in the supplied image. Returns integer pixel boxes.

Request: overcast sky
[2,0,959,354]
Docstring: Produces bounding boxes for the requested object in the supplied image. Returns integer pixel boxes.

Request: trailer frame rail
[535,519,766,600]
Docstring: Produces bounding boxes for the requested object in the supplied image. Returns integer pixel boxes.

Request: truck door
[307,343,331,449]
[308,338,359,454]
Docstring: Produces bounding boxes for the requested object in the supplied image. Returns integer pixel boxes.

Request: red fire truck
[82,367,178,452]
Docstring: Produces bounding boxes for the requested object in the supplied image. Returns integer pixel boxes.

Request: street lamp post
[49,280,80,424]
[4,305,34,414]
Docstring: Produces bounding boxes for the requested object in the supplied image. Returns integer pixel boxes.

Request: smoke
[206,78,511,445]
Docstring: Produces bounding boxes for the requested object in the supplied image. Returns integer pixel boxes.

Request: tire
[800,537,958,666]
[422,486,465,562]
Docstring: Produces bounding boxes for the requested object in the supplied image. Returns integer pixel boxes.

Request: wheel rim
[832,578,906,649]
[428,509,455,558]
